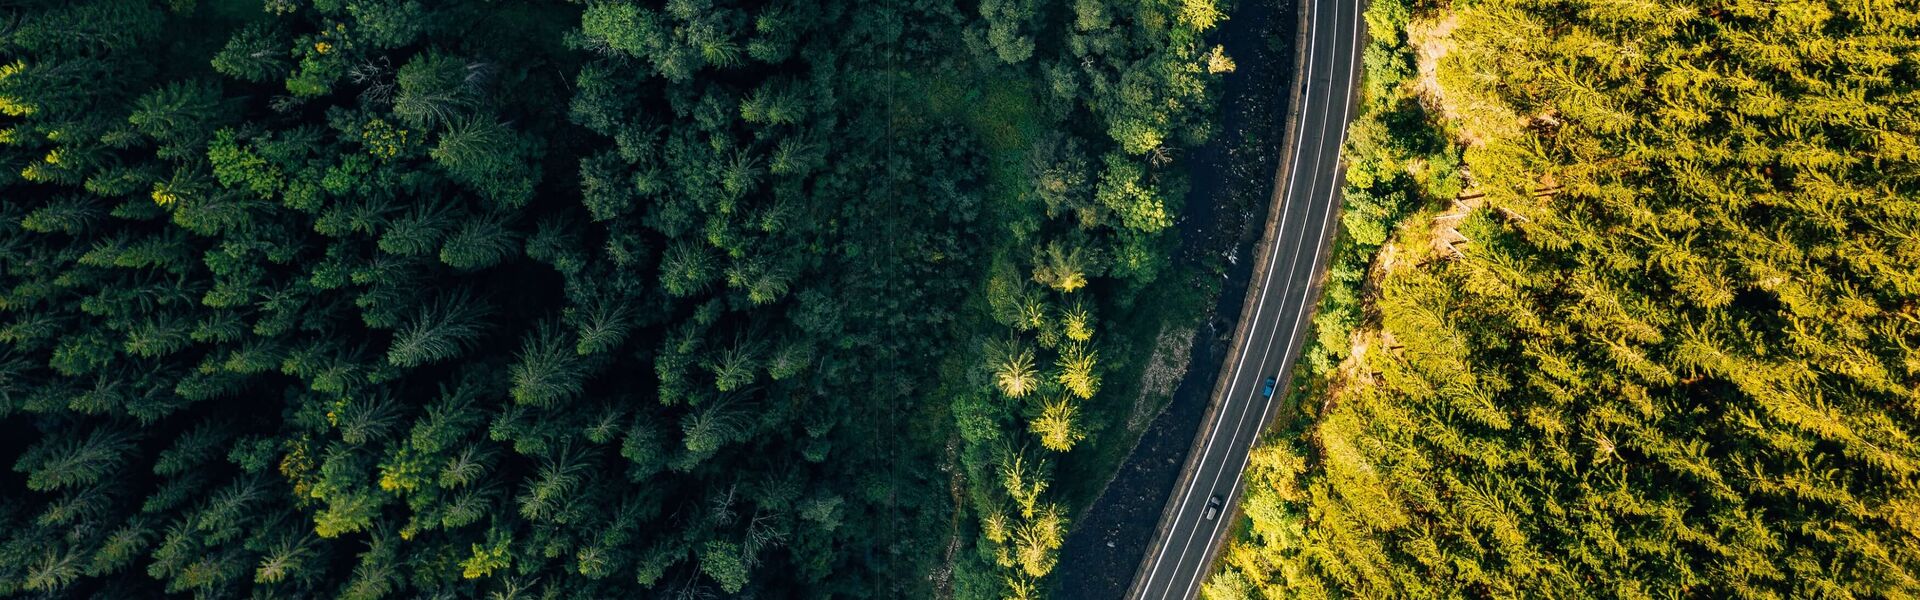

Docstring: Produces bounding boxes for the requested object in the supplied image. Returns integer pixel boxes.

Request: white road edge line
[1169,0,1362,597]
[1134,0,1327,596]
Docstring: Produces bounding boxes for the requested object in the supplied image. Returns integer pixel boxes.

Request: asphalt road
[1128,0,1362,596]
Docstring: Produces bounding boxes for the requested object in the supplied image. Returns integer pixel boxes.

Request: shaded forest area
[0,0,1228,597]
[1211,0,1920,598]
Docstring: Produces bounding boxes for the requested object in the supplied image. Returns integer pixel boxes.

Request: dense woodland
[1212,0,1920,597]
[0,0,1226,597]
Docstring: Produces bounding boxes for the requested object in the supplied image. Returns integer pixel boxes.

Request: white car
[1203,494,1224,520]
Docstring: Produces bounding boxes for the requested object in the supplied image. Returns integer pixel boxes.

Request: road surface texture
[1129,0,1363,596]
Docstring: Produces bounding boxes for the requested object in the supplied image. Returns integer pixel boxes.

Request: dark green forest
[1212,0,1920,598]
[0,0,1227,597]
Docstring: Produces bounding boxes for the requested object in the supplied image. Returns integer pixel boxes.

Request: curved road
[1128,0,1362,596]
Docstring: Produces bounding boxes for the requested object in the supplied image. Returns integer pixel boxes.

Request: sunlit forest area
[0,0,1228,596]
[1212,0,1920,597]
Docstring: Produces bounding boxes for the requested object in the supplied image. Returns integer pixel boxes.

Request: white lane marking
[1135,0,1331,596]
[1170,1,1363,598]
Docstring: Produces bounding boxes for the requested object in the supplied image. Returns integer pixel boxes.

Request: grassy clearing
[916,70,1044,237]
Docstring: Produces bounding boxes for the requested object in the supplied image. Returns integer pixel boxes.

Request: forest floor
[1049,0,1301,595]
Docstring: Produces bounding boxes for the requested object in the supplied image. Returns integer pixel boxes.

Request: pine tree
[510,320,591,407]
[432,117,537,209]
[439,212,520,270]
[1031,241,1093,293]
[1053,343,1099,400]
[128,81,226,156]
[991,338,1039,398]
[378,199,458,257]
[569,296,637,356]
[211,22,290,83]
[659,241,717,297]
[387,290,492,367]
[1029,396,1083,452]
[13,426,135,492]
[392,50,479,130]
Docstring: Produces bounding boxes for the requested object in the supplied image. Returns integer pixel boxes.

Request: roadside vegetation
[0,0,1226,597]
[1209,0,1920,597]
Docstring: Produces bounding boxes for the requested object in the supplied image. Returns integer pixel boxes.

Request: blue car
[1261,376,1277,398]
